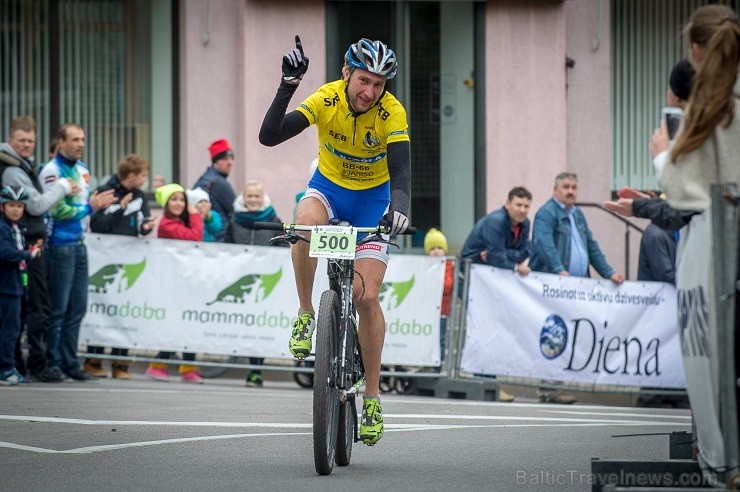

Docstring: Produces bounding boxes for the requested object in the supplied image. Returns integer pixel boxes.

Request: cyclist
[259,36,411,445]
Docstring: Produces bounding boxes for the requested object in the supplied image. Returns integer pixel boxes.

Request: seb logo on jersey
[323,92,341,106]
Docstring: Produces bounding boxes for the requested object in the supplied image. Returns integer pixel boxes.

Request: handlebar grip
[403,226,417,235]
[254,222,285,231]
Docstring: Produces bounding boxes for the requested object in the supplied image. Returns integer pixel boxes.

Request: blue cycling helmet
[0,185,29,203]
[345,38,398,80]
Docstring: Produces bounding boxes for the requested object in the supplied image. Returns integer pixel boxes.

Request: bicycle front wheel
[335,316,357,467]
[313,289,340,476]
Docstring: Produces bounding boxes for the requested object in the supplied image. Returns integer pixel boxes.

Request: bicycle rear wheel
[313,289,340,475]
[335,318,357,467]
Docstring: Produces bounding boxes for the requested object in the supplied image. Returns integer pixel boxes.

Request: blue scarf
[233,206,277,229]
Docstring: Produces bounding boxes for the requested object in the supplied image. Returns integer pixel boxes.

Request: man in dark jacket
[193,138,237,242]
[460,186,533,275]
[638,221,677,284]
[0,116,76,382]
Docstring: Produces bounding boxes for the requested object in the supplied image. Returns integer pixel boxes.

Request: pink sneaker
[145,367,171,382]
[180,371,204,384]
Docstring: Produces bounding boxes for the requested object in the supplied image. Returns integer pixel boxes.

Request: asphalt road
[1,374,692,491]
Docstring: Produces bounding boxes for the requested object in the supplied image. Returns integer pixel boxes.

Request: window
[0,0,173,188]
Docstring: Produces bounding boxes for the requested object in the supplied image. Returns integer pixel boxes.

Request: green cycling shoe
[360,397,384,445]
[288,313,315,359]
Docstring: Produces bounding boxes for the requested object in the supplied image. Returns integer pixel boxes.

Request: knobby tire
[313,290,340,475]
[335,316,357,467]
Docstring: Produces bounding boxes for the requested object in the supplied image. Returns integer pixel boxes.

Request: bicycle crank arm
[339,377,366,403]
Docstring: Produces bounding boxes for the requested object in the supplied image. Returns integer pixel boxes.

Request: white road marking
[546,410,692,419]
[0,411,690,455]
[0,432,311,454]
[0,413,689,427]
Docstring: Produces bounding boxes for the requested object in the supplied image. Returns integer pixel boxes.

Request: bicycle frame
[329,253,364,405]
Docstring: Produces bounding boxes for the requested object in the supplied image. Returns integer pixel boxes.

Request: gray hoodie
[0,142,71,240]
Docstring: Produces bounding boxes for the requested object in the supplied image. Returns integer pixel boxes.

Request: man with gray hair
[0,116,78,382]
[529,172,624,404]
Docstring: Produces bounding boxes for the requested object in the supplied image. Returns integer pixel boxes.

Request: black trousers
[15,252,51,375]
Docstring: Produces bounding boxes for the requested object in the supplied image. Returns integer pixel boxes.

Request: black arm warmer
[387,141,411,216]
[259,81,311,146]
[632,197,696,231]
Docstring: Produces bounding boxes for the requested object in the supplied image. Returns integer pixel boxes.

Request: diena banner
[460,265,686,388]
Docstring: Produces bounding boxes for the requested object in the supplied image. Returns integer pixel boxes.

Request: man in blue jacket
[530,172,624,283]
[530,172,624,404]
[460,186,533,275]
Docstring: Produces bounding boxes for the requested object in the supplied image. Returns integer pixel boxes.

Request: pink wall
[241,0,326,221]
[176,0,641,276]
[564,0,644,278]
[179,0,325,222]
[486,0,568,211]
[486,0,641,278]
[179,0,243,188]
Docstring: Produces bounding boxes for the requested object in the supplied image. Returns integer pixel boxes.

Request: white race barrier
[81,233,445,366]
[675,209,724,471]
[459,264,686,389]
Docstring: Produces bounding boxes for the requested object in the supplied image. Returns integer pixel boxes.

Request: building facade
[1,0,728,276]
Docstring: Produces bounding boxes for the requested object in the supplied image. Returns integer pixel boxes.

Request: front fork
[333,260,364,441]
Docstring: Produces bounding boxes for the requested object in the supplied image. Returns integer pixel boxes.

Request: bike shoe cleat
[288,313,315,359]
[360,397,384,445]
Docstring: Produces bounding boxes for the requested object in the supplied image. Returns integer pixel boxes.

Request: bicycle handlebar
[254,222,417,236]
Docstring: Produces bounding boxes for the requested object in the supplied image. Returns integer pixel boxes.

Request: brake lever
[270,233,309,245]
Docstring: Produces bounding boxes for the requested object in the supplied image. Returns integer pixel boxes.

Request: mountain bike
[255,219,414,475]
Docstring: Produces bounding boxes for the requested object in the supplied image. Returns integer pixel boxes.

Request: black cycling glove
[282,35,309,83]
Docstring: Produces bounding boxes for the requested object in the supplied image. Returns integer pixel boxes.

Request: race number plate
[309,225,357,259]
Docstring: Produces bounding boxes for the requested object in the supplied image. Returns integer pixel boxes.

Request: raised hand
[282,35,309,84]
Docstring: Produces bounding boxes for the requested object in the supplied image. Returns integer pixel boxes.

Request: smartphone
[662,107,684,141]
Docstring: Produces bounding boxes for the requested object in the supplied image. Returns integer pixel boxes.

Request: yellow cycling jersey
[296,79,410,190]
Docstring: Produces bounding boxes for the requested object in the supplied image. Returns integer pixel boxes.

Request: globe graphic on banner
[539,314,568,359]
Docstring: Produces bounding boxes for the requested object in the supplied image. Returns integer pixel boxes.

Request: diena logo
[539,314,568,359]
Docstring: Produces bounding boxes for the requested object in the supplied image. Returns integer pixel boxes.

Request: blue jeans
[439,315,448,362]
[0,294,22,371]
[45,243,88,374]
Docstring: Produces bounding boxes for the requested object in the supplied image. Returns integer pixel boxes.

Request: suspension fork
[333,258,355,396]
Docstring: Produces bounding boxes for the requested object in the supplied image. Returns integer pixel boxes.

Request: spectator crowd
[0,5,736,422]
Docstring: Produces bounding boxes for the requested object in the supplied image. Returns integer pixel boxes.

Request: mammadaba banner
[81,234,445,365]
[460,265,686,388]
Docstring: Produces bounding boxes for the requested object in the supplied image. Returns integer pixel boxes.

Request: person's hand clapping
[617,187,650,200]
[89,189,117,211]
[66,178,81,196]
[141,218,154,233]
[119,192,133,210]
[603,197,634,217]
[196,200,212,219]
